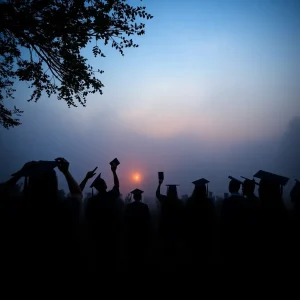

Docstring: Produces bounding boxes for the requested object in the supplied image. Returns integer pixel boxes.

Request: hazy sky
[1,0,300,197]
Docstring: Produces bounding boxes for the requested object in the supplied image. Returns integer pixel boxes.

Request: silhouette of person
[290,179,300,262]
[242,176,259,200]
[184,178,215,266]
[123,189,151,270]
[241,176,260,220]
[1,159,83,275]
[241,176,261,261]
[291,180,300,216]
[254,170,288,214]
[84,162,123,272]
[253,170,289,263]
[220,176,247,263]
[156,179,184,269]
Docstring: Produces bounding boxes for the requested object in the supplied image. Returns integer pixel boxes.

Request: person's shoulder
[112,184,120,191]
[141,202,149,209]
[124,202,133,213]
[109,186,120,196]
[129,201,143,208]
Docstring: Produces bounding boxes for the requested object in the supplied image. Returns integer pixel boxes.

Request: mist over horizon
[1,0,300,201]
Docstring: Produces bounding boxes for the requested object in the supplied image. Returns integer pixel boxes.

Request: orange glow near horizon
[133,173,141,182]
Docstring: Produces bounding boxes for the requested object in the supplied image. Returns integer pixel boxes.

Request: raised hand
[86,167,98,179]
[111,165,117,173]
[159,178,163,185]
[55,158,82,199]
[55,157,69,175]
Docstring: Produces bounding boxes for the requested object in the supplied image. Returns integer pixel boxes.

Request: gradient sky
[1,0,300,199]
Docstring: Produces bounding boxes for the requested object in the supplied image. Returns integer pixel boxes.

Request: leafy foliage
[0,0,153,128]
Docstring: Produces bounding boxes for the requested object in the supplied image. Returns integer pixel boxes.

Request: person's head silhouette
[254,170,289,208]
[258,180,281,202]
[90,174,107,193]
[191,178,209,198]
[131,189,143,201]
[228,176,242,194]
[241,177,256,197]
[166,185,179,200]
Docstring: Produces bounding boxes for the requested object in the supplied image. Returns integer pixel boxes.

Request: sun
[133,173,141,182]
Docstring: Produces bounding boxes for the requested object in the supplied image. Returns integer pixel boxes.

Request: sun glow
[133,173,141,182]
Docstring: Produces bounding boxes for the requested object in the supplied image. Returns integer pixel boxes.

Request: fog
[1,0,300,202]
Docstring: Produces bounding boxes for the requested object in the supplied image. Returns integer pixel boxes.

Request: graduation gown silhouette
[185,196,215,261]
[124,201,150,248]
[220,194,248,262]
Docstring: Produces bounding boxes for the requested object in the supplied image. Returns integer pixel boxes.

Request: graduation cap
[90,173,105,196]
[228,176,243,185]
[131,189,144,196]
[192,178,209,186]
[12,161,58,177]
[90,173,102,188]
[192,178,209,194]
[254,170,289,195]
[253,170,289,186]
[166,184,179,193]
[110,158,120,167]
[241,176,258,185]
[158,172,164,181]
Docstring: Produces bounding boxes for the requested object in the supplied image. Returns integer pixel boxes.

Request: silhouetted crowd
[1,158,300,275]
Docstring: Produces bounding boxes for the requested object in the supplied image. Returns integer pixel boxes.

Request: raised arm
[55,158,82,200]
[79,167,97,191]
[156,179,163,200]
[0,161,36,197]
[111,165,119,189]
[0,174,22,198]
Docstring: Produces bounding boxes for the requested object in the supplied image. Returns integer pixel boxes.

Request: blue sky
[1,0,299,197]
